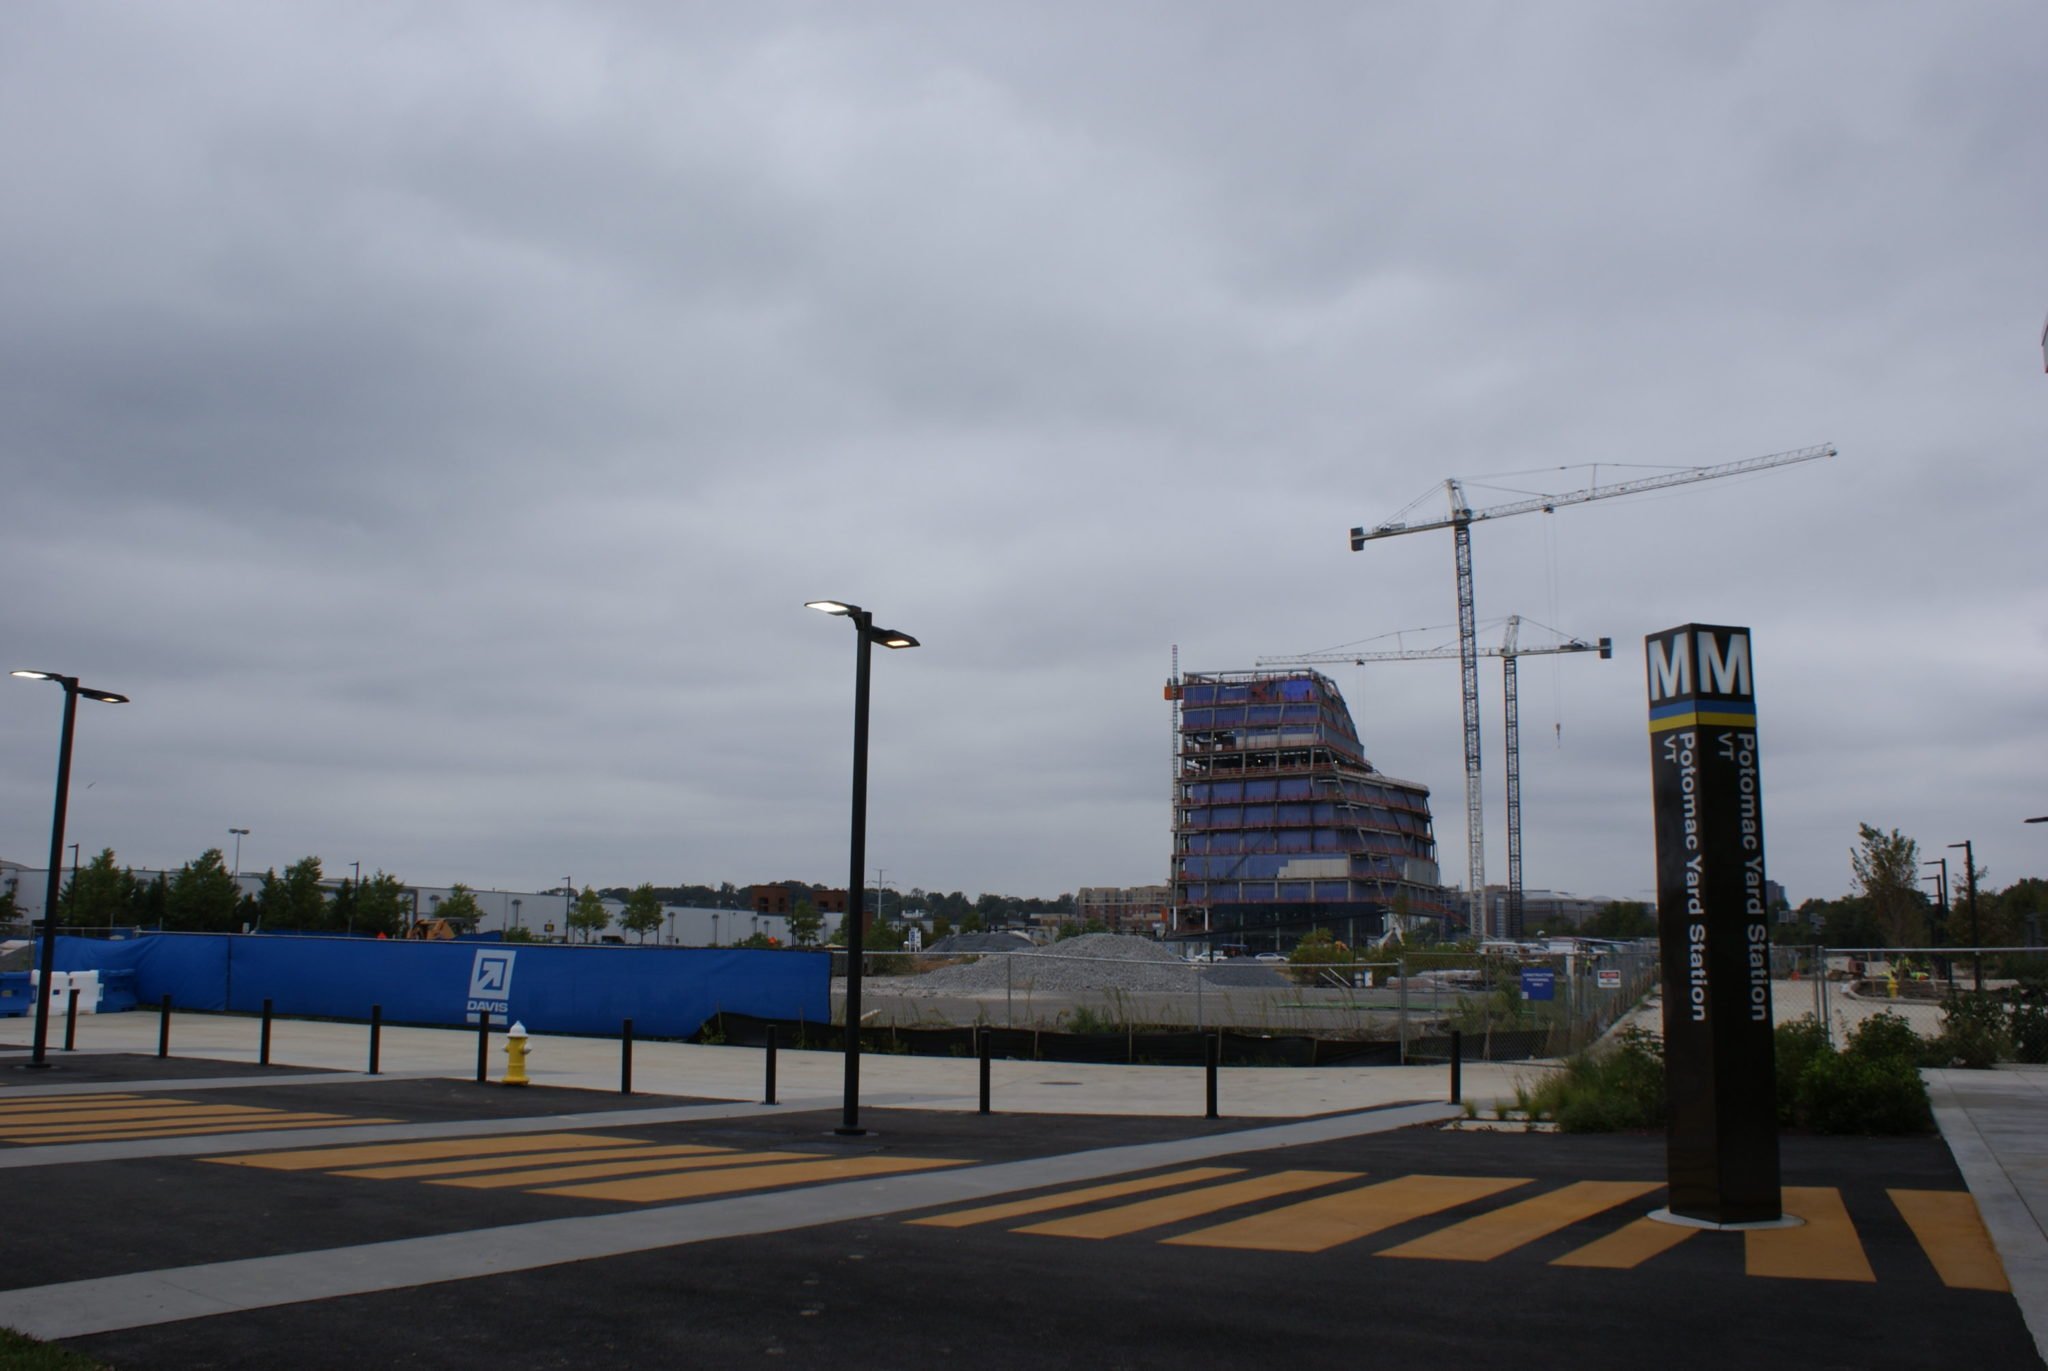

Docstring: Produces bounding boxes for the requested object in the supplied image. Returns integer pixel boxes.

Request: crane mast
[1259,616,1611,937]
[1346,443,1833,935]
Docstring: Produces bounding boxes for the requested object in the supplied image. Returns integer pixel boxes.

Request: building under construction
[1168,669,1453,951]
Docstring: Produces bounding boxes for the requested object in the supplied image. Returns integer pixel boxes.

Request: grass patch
[0,1329,108,1371]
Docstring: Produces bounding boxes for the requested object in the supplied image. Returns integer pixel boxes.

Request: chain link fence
[1778,946,2048,1054]
[842,943,1659,1064]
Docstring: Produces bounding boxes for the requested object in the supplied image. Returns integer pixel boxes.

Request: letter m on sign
[1647,635,1690,702]
[1697,631,1751,697]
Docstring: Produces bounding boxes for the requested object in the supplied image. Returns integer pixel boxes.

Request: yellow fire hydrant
[503,1021,531,1087]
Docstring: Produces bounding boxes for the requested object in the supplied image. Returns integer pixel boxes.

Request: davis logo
[467,948,516,1024]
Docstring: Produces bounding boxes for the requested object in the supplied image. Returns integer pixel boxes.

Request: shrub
[1525,1026,1666,1132]
[1797,1050,1933,1134]
[2011,999,2048,1065]
[1774,1015,1832,1125]
[1930,994,2010,1069]
[1844,1011,1923,1065]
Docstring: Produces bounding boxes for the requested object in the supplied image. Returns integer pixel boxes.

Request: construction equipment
[1259,616,1611,937]
[1347,443,1835,930]
[407,918,461,941]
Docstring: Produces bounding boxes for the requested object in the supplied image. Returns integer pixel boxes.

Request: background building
[1075,885,1172,935]
[1168,669,1453,952]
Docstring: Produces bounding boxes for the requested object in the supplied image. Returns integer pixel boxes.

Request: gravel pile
[914,932,1213,994]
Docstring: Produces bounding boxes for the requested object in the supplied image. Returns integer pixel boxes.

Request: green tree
[1853,824,1927,948]
[568,887,611,942]
[503,924,536,943]
[621,884,664,943]
[257,857,329,931]
[788,900,823,947]
[1582,900,1656,940]
[436,883,485,929]
[0,884,19,923]
[930,913,953,941]
[60,849,137,927]
[1287,928,1353,986]
[131,872,169,928]
[352,872,408,937]
[166,848,242,932]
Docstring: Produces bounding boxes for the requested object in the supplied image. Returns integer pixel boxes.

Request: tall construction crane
[1258,616,1611,938]
[1347,443,1836,931]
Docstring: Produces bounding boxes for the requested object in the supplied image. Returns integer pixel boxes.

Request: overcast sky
[4,3,2043,912]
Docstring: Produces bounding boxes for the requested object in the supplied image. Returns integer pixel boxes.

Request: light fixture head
[11,670,59,681]
[78,688,129,704]
[805,600,858,617]
[872,628,920,650]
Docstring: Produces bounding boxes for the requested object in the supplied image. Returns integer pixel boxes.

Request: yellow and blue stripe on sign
[1647,699,1757,734]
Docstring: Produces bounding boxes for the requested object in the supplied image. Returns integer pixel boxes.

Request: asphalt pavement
[0,1012,2044,1369]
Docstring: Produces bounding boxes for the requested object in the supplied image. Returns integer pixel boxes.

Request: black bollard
[1205,1033,1220,1120]
[368,1004,383,1075]
[63,987,78,1052]
[476,1010,492,1083]
[260,998,273,1066]
[621,1017,634,1095]
[1450,1028,1463,1106]
[158,994,172,1059]
[979,1026,992,1116]
[764,1025,779,1106]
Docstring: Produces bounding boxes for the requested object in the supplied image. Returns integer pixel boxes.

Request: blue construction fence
[27,933,829,1039]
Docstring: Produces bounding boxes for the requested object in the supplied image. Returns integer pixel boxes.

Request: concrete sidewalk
[1927,1067,2048,1362]
[0,1008,1543,1118]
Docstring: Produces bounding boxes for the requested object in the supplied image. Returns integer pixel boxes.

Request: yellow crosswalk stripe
[1889,1189,2009,1291]
[1551,1215,1698,1269]
[540,1155,967,1203]
[211,1133,647,1171]
[337,1143,729,1180]
[0,1094,142,1113]
[1016,1171,1357,1240]
[26,1116,396,1143]
[909,1168,1246,1230]
[0,1104,301,1130]
[1166,1174,1529,1253]
[0,1090,142,1114]
[1747,1187,1874,1283]
[434,1150,814,1189]
[1380,1180,1663,1262]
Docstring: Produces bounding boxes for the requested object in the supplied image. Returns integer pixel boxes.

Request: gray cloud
[4,2,2044,909]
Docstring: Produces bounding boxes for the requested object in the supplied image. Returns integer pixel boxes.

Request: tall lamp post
[806,600,920,1136]
[1922,857,1950,988]
[11,670,129,1069]
[1949,840,1981,992]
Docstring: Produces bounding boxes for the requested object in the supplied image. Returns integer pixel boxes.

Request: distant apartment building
[748,883,847,916]
[1075,885,1172,935]
[1479,887,1625,933]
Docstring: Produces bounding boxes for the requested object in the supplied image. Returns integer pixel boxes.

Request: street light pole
[1949,841,1980,993]
[11,670,129,1069]
[806,600,919,1136]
